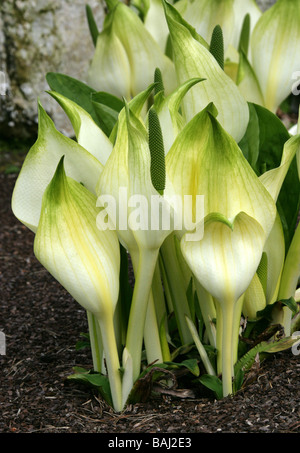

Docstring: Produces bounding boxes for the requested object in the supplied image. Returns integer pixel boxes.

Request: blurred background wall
[0,0,105,140]
[0,0,276,141]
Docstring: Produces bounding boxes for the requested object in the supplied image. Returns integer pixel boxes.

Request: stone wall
[0,0,105,139]
[257,0,276,11]
[0,0,276,141]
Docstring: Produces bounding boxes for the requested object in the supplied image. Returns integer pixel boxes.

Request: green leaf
[159,314,172,362]
[186,278,195,322]
[234,368,245,392]
[235,332,300,381]
[75,332,90,350]
[170,344,194,361]
[119,244,133,332]
[239,102,300,249]
[256,298,298,323]
[91,94,122,137]
[209,25,224,70]
[68,368,113,407]
[92,91,124,113]
[86,4,99,47]
[199,374,223,399]
[265,335,300,353]
[238,103,260,172]
[279,297,298,316]
[165,359,200,377]
[46,72,100,126]
[238,13,250,56]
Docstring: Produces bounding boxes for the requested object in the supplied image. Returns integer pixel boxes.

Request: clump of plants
[12,0,300,412]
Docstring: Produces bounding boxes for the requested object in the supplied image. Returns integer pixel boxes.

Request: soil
[1,171,300,435]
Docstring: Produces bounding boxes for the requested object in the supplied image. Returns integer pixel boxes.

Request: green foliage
[85,4,99,47]
[239,102,300,249]
[11,0,300,412]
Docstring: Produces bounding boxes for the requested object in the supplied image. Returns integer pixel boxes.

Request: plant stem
[125,248,160,382]
[185,315,216,376]
[194,279,217,348]
[144,291,164,365]
[130,249,163,367]
[232,295,244,366]
[87,311,103,373]
[215,300,236,397]
[159,254,173,313]
[97,308,123,412]
[160,235,193,345]
[152,260,169,330]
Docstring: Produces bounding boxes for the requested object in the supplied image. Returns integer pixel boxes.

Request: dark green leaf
[119,244,133,331]
[165,358,200,377]
[92,91,124,112]
[46,72,99,125]
[67,368,113,407]
[279,297,298,316]
[234,368,245,392]
[85,4,99,47]
[199,374,223,399]
[257,297,298,321]
[239,102,300,249]
[170,343,194,361]
[92,102,119,137]
[238,13,250,56]
[186,278,195,321]
[238,102,260,172]
[91,92,124,137]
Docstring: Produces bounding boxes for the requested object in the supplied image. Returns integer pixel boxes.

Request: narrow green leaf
[86,4,99,47]
[199,374,223,399]
[159,314,172,362]
[148,107,166,195]
[119,244,133,331]
[185,315,216,377]
[186,278,195,322]
[209,25,224,70]
[238,13,251,56]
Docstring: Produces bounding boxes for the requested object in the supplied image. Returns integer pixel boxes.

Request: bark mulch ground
[1,172,300,435]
